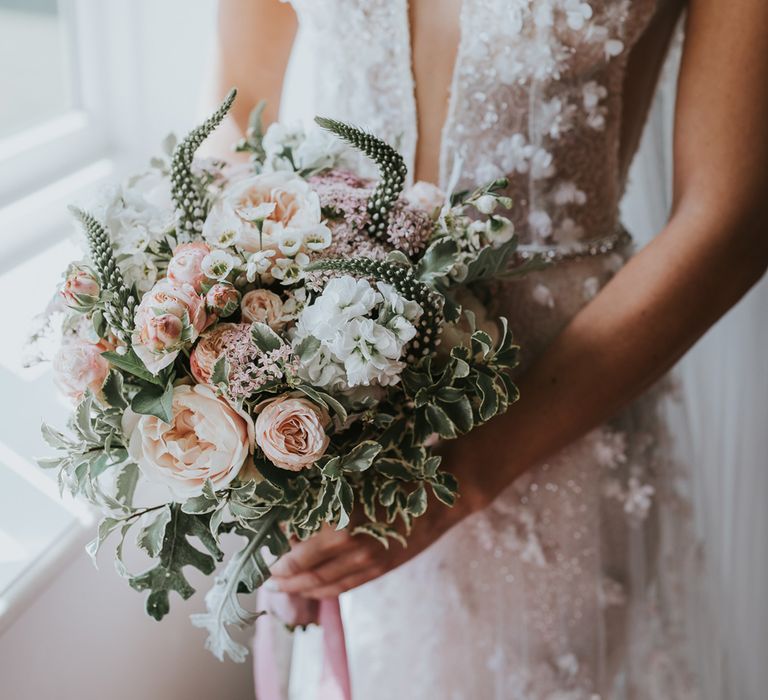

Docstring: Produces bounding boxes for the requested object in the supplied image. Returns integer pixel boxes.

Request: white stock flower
[297,277,381,338]
[375,281,422,322]
[330,317,404,387]
[292,276,418,389]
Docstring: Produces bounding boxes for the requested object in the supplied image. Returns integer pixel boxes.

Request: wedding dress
[270,1,701,698]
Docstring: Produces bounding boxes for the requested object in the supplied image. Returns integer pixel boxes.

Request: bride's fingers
[300,566,385,599]
[273,545,379,594]
[270,526,354,577]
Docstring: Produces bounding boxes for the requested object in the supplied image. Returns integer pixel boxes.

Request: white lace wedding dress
[273,1,701,698]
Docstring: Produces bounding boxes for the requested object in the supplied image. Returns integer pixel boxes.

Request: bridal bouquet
[38,89,524,661]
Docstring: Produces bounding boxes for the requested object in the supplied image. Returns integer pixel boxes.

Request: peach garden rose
[240,288,285,328]
[125,384,253,500]
[255,395,330,471]
[189,322,245,384]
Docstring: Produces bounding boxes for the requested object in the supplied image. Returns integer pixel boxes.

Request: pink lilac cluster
[220,324,299,401]
[310,171,434,258]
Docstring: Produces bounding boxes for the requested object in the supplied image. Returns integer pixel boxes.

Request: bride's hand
[269,441,488,598]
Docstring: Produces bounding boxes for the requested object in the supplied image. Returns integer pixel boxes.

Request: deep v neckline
[402,0,465,189]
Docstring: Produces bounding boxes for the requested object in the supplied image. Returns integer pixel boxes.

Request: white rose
[125,384,253,500]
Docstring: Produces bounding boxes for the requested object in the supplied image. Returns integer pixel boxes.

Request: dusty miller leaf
[129,506,223,621]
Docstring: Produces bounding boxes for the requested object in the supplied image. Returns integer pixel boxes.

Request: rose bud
[206,283,241,318]
[61,263,101,311]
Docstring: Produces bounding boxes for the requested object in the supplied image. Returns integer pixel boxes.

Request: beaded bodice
[281,0,668,251]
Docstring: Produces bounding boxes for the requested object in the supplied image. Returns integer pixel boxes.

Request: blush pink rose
[167,241,211,292]
[255,395,330,471]
[240,288,285,329]
[132,279,210,374]
[53,338,110,403]
[125,384,253,500]
[190,322,246,384]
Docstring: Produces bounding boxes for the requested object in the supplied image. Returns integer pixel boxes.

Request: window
[0,0,75,140]
[0,0,216,631]
[0,0,117,631]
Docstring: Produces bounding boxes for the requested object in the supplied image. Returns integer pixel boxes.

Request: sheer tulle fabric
[250,1,766,698]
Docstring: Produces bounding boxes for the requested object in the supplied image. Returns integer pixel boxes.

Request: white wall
[0,2,254,698]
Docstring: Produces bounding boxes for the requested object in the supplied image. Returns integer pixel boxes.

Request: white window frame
[0,0,144,628]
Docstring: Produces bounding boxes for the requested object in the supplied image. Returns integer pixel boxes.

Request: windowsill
[0,439,93,636]
[0,217,102,633]
[0,157,116,274]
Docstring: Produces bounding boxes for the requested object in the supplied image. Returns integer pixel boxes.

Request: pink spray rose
[61,263,100,311]
[53,338,110,403]
[132,279,209,374]
[255,395,330,471]
[167,241,211,292]
[240,289,285,329]
[125,384,253,500]
[205,283,241,318]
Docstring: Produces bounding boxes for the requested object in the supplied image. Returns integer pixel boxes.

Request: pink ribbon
[255,589,351,700]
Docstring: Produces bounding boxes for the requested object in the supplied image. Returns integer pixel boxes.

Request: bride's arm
[270,0,768,597]
[200,0,296,156]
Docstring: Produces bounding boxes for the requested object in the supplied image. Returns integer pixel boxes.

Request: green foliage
[129,505,224,621]
[39,393,133,504]
[131,383,174,424]
[315,117,407,241]
[250,321,282,353]
[235,99,268,165]
[102,348,166,385]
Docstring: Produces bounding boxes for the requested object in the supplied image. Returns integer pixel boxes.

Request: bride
[209,1,767,698]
